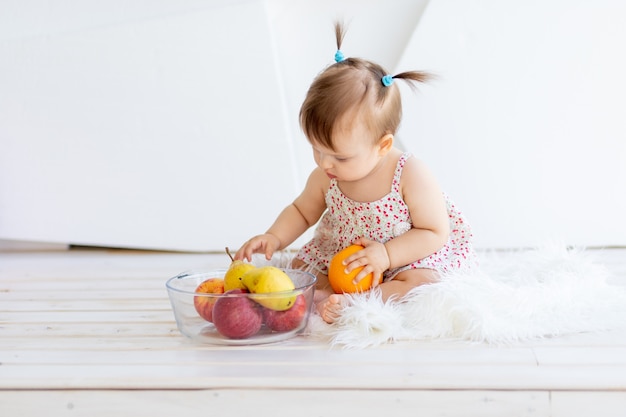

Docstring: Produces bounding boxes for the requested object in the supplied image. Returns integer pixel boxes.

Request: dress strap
[391,152,412,193]
[325,177,339,198]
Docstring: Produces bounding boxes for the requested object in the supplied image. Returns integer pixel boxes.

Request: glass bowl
[166,268,316,345]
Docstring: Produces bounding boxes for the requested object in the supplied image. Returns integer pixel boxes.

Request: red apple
[263,294,307,332]
[212,289,263,339]
[193,278,225,322]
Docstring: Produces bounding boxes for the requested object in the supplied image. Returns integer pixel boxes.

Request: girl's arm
[235,168,329,261]
[383,157,450,269]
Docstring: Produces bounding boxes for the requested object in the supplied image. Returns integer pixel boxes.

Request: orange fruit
[328,244,380,293]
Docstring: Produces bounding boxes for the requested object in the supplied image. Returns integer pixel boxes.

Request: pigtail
[334,21,346,51]
[333,21,348,63]
[390,71,433,90]
[302,20,435,146]
[377,70,432,103]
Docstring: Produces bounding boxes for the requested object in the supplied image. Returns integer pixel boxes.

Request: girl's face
[311,117,388,183]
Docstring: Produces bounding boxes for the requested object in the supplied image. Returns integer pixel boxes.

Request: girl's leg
[377,268,438,302]
[290,258,335,317]
[318,268,439,324]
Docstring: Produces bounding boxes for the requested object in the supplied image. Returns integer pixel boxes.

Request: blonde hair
[299,22,431,151]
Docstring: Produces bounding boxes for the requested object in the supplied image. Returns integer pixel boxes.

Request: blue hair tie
[381,75,394,87]
[334,50,345,63]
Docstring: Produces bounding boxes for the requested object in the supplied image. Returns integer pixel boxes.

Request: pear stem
[225,247,234,262]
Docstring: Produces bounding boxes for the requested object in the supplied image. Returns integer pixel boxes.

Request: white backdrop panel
[0,0,296,251]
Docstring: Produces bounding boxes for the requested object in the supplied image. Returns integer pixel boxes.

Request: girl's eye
[335,157,348,162]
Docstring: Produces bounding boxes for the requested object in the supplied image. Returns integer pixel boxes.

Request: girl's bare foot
[317,293,348,324]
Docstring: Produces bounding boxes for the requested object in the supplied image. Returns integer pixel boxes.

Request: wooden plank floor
[1,247,626,416]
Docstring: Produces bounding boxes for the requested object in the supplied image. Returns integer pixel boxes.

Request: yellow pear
[223,247,256,291]
[241,266,296,311]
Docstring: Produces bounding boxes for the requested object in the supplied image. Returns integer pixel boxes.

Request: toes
[317,295,348,324]
[328,293,344,306]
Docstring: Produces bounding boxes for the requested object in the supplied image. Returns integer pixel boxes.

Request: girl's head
[299,22,430,153]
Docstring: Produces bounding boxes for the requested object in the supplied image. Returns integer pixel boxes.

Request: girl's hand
[234,233,281,262]
[345,237,391,287]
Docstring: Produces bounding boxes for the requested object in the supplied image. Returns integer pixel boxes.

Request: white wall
[397,0,626,248]
[1,0,624,251]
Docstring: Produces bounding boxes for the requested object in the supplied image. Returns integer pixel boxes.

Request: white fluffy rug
[257,245,626,348]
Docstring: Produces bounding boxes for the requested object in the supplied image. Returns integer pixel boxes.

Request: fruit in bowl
[263,293,307,332]
[166,265,317,345]
[223,247,256,291]
[193,277,225,322]
[242,266,296,311]
[212,289,264,339]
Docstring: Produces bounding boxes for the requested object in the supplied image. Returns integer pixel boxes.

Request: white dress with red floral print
[295,152,476,281]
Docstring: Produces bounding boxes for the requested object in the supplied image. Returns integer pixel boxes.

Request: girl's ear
[377,134,394,155]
